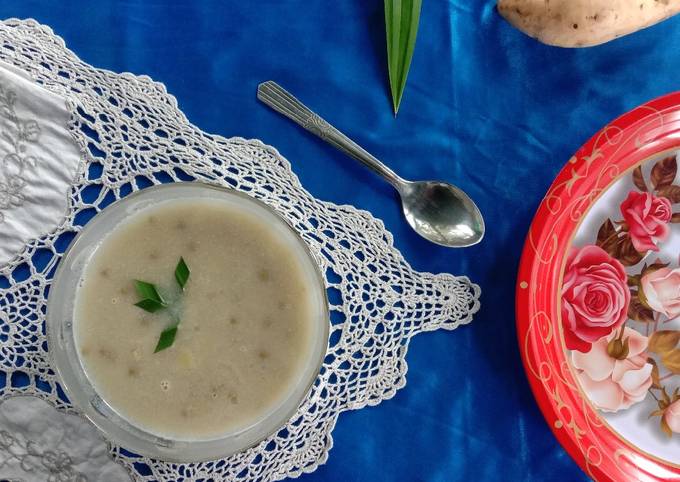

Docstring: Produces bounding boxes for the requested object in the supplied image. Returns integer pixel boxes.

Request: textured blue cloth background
[4,1,680,480]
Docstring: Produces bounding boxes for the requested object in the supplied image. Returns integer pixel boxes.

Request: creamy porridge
[74,198,319,440]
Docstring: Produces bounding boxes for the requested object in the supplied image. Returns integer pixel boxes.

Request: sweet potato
[498,0,680,47]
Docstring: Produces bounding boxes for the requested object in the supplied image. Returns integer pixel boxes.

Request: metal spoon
[257,81,485,248]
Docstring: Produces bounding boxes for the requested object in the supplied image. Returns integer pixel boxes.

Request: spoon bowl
[399,180,484,247]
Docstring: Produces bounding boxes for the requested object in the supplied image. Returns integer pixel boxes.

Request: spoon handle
[257,81,404,188]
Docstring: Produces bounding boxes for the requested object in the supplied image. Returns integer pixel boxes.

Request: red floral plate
[517,92,680,481]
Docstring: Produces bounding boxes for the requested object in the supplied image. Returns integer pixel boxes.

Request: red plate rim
[516,91,680,481]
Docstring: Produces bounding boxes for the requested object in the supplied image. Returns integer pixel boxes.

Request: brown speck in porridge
[209,384,224,400]
[180,407,192,418]
[98,347,116,361]
[257,269,270,282]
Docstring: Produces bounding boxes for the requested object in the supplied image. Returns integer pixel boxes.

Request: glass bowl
[47,183,329,462]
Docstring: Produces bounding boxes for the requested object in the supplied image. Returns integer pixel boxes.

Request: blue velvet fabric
[4,1,680,480]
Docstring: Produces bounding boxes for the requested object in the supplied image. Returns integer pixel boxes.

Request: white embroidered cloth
[0,59,80,265]
[0,397,130,481]
[0,18,481,482]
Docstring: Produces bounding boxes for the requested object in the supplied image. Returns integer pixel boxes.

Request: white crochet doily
[0,19,480,481]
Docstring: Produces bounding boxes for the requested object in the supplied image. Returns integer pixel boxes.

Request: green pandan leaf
[385,0,422,115]
[175,257,190,290]
[154,323,179,353]
[134,298,166,313]
[134,280,165,304]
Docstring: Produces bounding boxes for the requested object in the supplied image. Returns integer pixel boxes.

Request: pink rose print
[572,328,653,412]
[562,245,631,352]
[665,399,680,434]
[641,268,680,319]
[620,191,672,252]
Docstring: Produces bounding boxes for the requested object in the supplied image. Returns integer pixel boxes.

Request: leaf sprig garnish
[134,280,167,313]
[385,0,422,116]
[132,257,191,353]
[155,323,180,353]
[175,257,190,291]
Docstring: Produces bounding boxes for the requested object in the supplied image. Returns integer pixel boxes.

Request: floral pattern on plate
[564,154,680,444]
